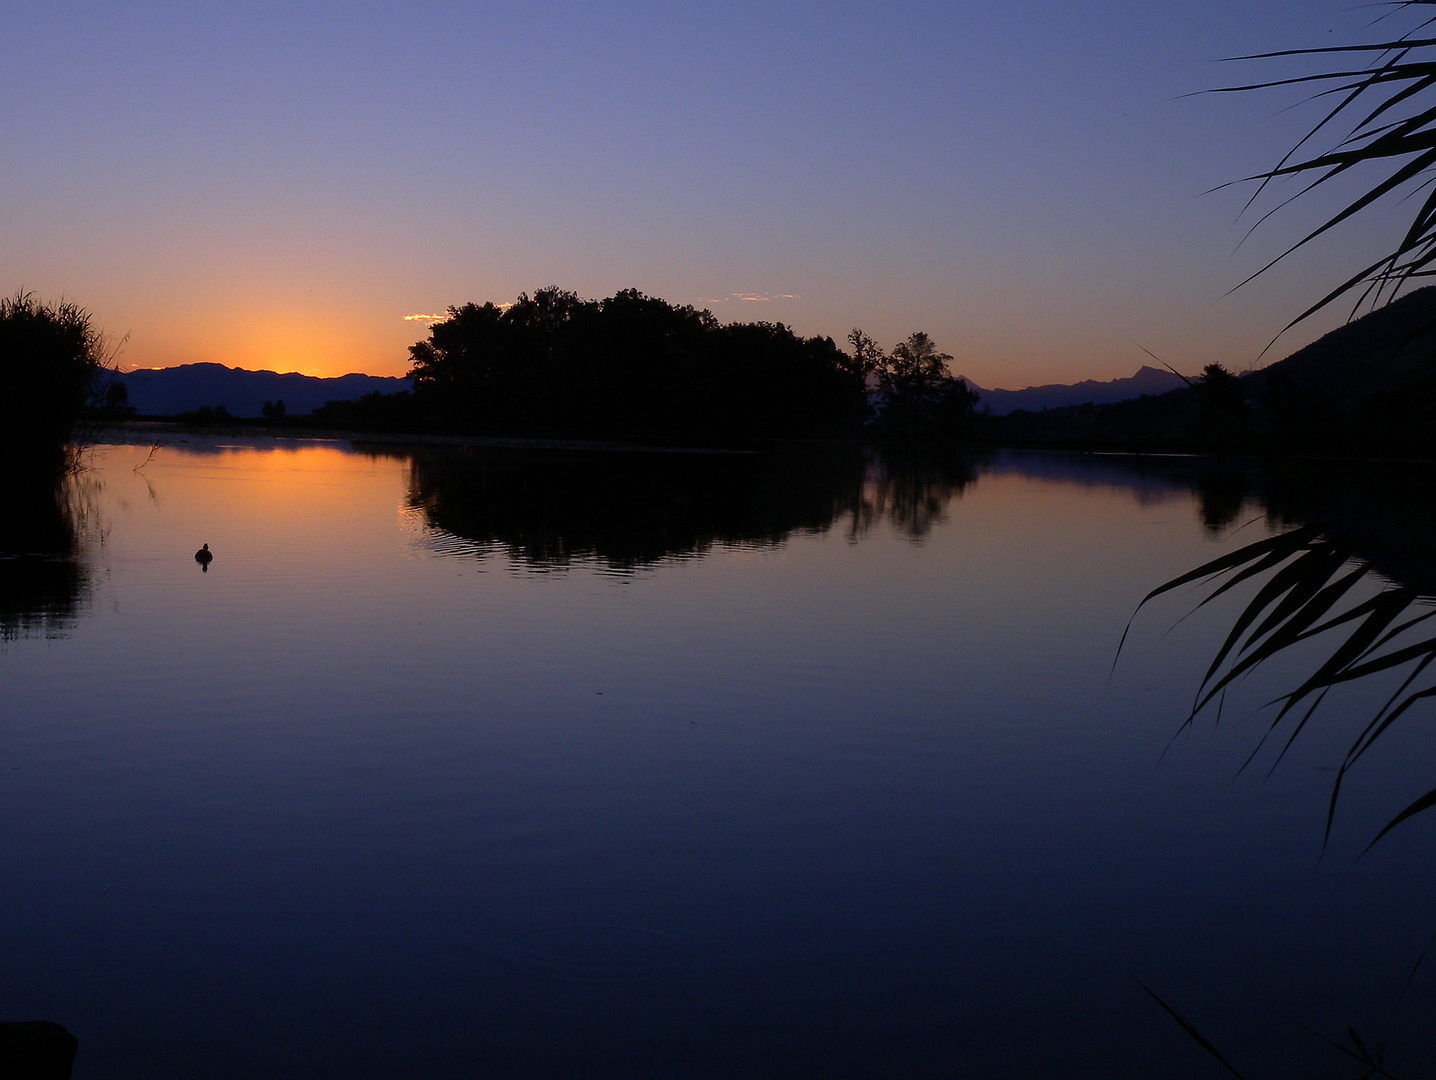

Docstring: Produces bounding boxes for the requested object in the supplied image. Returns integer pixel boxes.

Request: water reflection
[1172,455,1436,589]
[978,451,1436,585]
[0,474,92,641]
[1242,460,1436,593]
[7,438,1436,1077]
[1122,455,1436,861]
[398,443,980,570]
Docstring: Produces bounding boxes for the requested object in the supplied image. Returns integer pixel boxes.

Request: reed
[1214,1,1436,335]
[1124,514,1436,853]
[0,291,110,475]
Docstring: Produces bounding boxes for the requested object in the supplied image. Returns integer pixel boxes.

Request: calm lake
[3,436,1435,1078]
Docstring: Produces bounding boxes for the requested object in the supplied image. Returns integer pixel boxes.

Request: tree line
[5,284,982,453]
[321,287,980,441]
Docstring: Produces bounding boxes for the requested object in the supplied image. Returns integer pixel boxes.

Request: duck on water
[195,543,213,570]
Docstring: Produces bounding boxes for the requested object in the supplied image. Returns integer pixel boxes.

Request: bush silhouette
[0,292,108,474]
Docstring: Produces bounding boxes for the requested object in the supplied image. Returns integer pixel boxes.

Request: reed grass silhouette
[1213,1,1436,339]
[0,291,113,475]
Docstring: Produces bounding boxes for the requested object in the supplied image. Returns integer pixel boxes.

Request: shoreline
[78,418,1436,467]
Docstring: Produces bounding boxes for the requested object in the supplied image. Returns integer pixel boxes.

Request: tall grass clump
[0,292,108,475]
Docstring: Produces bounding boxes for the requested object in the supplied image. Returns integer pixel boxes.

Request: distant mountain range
[115,286,1436,441]
[990,285,1436,456]
[970,365,1189,415]
[119,359,1190,422]
[117,363,409,418]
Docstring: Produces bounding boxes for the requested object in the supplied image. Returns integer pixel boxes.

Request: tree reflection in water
[398,443,981,571]
[0,473,94,642]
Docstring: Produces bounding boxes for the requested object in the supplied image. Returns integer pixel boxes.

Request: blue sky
[0,1,1412,385]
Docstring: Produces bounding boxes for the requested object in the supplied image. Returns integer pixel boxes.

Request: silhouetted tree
[0,292,108,474]
[1196,362,1246,428]
[865,331,980,438]
[406,288,868,440]
[307,390,418,432]
[176,404,232,425]
[844,329,886,383]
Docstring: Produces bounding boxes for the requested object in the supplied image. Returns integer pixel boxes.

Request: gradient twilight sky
[0,2,1415,386]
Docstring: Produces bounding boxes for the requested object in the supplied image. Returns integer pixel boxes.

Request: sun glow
[130,302,420,380]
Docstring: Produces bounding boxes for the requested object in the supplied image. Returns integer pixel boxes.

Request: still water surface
[3,437,1435,1078]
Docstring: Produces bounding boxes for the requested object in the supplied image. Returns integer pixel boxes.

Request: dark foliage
[991,385,1211,451]
[172,404,233,426]
[87,378,135,421]
[862,330,982,439]
[307,391,422,433]
[1132,19,1436,1056]
[404,288,870,441]
[0,292,108,473]
[1197,362,1246,424]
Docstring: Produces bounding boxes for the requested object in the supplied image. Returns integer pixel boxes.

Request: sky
[0,1,1419,388]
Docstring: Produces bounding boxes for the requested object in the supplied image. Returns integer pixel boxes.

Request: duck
[195,543,213,567]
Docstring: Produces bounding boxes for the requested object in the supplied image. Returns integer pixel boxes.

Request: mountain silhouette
[991,287,1436,454]
[117,363,409,418]
[971,365,1188,415]
[1243,285,1436,403]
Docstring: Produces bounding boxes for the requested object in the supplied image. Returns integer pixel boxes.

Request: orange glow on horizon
[123,303,423,380]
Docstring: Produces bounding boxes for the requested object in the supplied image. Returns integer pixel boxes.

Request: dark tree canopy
[0,292,108,473]
[850,329,981,439]
[406,288,871,440]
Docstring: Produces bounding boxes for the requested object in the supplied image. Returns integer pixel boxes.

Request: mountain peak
[976,365,1188,415]
[117,365,410,418]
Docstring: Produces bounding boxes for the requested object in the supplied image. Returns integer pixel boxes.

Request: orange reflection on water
[97,440,416,577]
